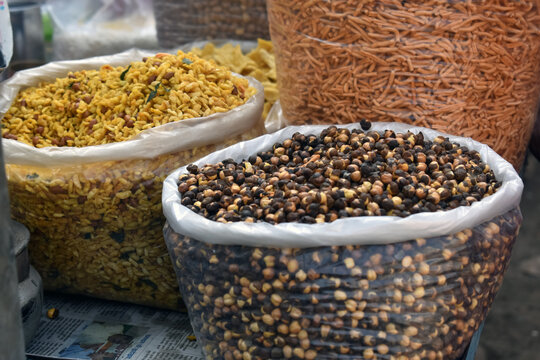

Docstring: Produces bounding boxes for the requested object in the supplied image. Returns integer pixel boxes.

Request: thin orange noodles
[267,0,540,169]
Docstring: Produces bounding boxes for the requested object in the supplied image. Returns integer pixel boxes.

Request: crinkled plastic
[0,49,264,166]
[0,49,265,309]
[153,0,270,49]
[162,123,523,359]
[46,0,158,60]
[162,123,523,248]
[266,0,540,170]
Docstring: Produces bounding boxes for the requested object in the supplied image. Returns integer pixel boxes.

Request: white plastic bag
[162,116,523,359]
[0,48,264,166]
[163,120,523,248]
[46,0,158,60]
[0,48,264,309]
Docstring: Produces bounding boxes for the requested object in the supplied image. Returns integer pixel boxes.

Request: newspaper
[27,293,203,360]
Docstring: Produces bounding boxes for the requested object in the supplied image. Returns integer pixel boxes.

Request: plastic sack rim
[162,121,524,248]
[0,48,264,166]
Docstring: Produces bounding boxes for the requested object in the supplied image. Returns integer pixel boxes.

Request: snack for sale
[177,125,501,223]
[2,50,255,147]
[267,0,540,169]
[0,49,264,309]
[162,122,523,359]
[191,39,278,119]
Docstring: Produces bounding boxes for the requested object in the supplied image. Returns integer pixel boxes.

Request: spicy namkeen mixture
[191,39,278,119]
[1,51,256,147]
[267,0,540,169]
[178,123,500,224]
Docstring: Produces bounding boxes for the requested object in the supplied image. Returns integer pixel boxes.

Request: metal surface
[0,1,45,80]
[0,125,26,359]
[12,219,30,282]
[18,266,44,347]
[11,218,44,346]
[8,1,45,63]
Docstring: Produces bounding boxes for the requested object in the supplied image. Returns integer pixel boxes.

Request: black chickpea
[165,123,521,360]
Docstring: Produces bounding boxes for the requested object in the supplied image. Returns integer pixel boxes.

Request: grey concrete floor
[477,153,540,360]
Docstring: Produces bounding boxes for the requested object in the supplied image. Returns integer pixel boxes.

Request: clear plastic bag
[162,123,523,358]
[153,0,270,49]
[165,207,521,360]
[46,0,158,60]
[266,0,540,170]
[1,49,265,309]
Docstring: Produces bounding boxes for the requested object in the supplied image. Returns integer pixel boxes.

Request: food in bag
[267,0,540,169]
[162,121,523,359]
[2,50,256,147]
[191,39,278,119]
[0,49,264,309]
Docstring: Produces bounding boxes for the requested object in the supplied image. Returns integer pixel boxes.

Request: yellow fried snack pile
[2,51,256,148]
[191,39,277,119]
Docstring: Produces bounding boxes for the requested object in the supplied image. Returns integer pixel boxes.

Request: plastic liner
[162,123,523,248]
[266,0,540,170]
[162,123,523,359]
[46,0,158,60]
[0,49,265,309]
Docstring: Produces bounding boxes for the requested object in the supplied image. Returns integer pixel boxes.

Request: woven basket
[153,0,270,49]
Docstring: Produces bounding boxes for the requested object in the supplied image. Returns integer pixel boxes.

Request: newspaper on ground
[27,293,203,360]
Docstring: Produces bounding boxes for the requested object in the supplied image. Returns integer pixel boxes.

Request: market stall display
[0,49,265,310]
[190,39,278,120]
[153,0,270,49]
[267,0,540,170]
[163,122,523,359]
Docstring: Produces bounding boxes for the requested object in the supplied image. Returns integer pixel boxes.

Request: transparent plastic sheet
[153,0,270,49]
[266,0,540,170]
[164,207,521,360]
[0,50,265,309]
[46,0,158,60]
[161,123,524,358]
[7,129,263,310]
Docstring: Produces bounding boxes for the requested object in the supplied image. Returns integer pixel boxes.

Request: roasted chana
[165,208,520,360]
[178,124,501,223]
[164,123,521,359]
